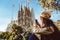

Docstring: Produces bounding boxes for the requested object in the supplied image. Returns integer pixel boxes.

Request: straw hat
[40,11,51,18]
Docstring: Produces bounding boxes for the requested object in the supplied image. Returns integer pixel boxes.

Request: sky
[0,0,60,32]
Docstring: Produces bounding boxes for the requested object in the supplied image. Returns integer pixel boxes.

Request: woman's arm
[33,27,47,34]
[33,27,54,34]
[46,26,54,33]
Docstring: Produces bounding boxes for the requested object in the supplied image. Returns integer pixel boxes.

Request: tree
[0,32,12,40]
[12,24,23,34]
[12,24,24,40]
[38,0,60,11]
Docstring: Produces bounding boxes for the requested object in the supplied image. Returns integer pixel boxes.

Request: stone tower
[18,5,34,31]
[18,5,24,26]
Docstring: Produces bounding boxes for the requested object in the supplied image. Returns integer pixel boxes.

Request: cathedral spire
[21,5,23,12]
[18,3,20,11]
[11,3,15,22]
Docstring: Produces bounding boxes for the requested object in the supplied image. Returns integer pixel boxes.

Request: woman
[39,11,60,40]
[28,19,48,40]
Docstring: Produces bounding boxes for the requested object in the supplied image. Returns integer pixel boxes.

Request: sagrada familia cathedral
[6,4,35,32]
[18,5,34,31]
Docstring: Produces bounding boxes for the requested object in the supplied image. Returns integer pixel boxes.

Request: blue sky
[0,0,60,32]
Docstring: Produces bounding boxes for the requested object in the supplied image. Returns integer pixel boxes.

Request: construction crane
[11,0,15,22]
[27,0,30,7]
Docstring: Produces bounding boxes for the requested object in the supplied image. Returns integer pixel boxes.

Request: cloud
[0,17,11,32]
[0,17,17,32]
[0,25,7,32]
[0,5,17,32]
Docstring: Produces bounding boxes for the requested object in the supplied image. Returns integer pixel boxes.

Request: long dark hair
[42,17,59,33]
[35,19,41,28]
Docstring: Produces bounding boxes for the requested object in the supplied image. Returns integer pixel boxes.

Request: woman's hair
[42,17,59,32]
[35,19,41,28]
[35,19,38,23]
[42,17,52,25]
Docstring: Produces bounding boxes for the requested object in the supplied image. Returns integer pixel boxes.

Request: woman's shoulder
[45,18,53,24]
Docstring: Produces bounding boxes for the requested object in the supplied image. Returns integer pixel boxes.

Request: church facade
[18,5,35,31]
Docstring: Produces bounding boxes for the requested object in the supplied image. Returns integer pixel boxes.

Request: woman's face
[40,16,43,22]
[40,16,46,24]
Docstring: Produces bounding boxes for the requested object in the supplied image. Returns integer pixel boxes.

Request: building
[6,20,18,32]
[18,5,35,31]
[6,5,35,32]
[6,0,35,32]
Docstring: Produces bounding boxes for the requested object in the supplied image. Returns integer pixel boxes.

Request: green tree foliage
[38,0,60,11]
[12,24,23,34]
[0,32,12,40]
[0,24,24,40]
